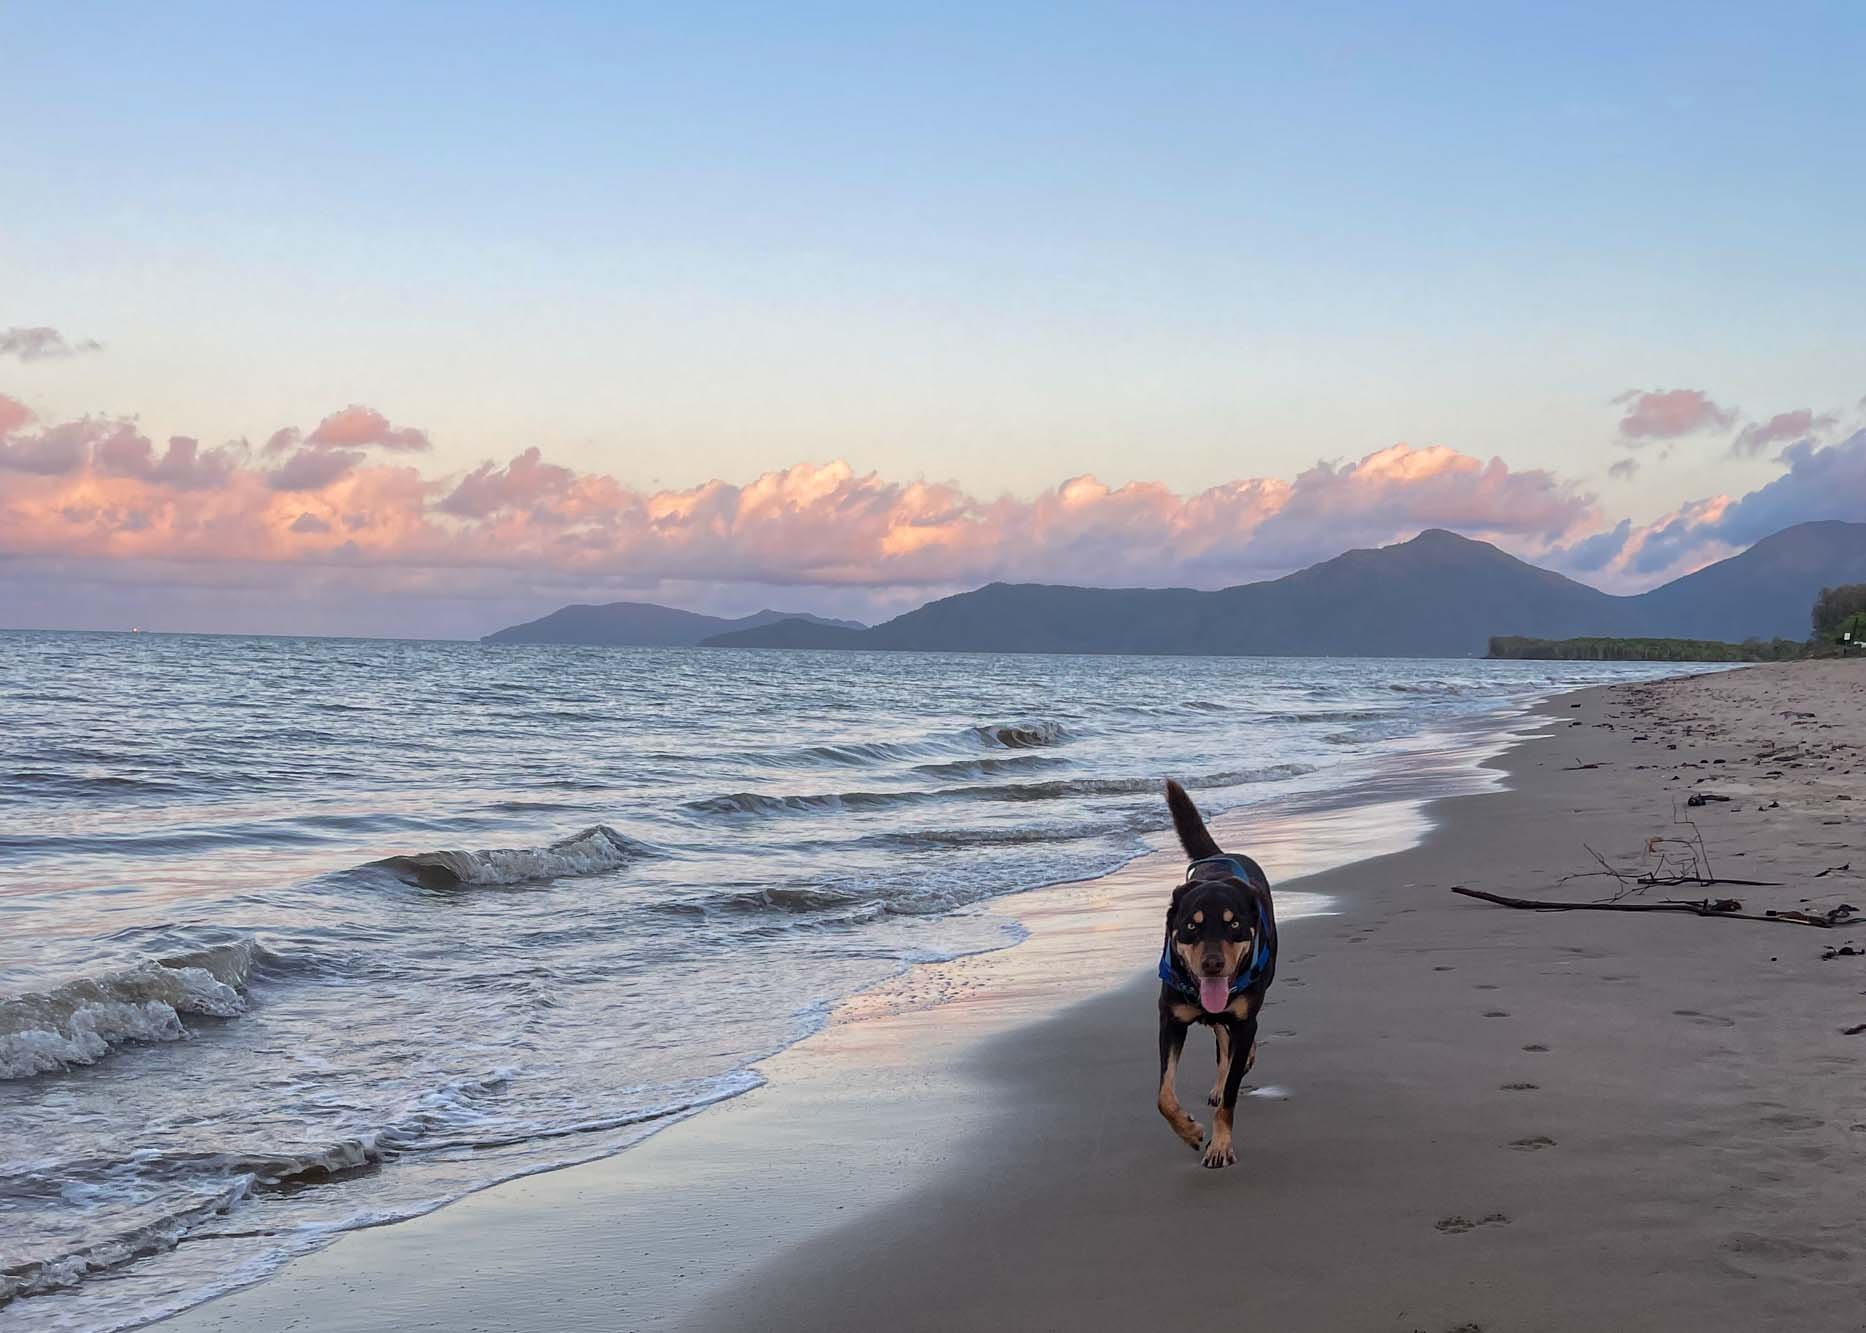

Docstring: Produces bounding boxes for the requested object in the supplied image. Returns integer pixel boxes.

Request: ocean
[0,631,1687,1330]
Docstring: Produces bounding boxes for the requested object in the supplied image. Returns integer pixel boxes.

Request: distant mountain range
[693,520,1866,657]
[482,603,865,646]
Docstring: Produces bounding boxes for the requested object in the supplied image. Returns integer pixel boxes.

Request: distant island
[1487,635,1806,663]
[483,603,864,646]
[481,520,1866,658]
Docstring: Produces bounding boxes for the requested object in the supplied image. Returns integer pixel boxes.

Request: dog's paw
[1206,1088,1222,1107]
[1201,1142,1237,1169]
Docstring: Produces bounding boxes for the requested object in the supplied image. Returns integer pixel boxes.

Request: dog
[1156,778,1277,1169]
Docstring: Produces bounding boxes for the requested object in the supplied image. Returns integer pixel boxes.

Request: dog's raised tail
[1164,778,1221,861]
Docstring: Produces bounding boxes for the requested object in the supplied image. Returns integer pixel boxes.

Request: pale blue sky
[4,1,1863,521]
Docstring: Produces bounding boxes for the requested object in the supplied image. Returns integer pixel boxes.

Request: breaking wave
[368,824,655,889]
[0,941,259,1081]
[970,719,1069,748]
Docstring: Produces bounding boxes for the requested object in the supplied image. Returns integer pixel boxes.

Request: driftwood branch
[1450,885,1849,928]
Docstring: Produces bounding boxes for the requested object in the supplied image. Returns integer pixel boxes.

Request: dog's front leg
[1207,1025,1231,1107]
[1203,1015,1257,1169]
[1157,1017,1202,1151]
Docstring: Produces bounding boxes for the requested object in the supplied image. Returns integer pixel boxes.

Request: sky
[3,2,1863,638]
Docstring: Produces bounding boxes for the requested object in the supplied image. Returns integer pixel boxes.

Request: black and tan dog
[1156,779,1277,1169]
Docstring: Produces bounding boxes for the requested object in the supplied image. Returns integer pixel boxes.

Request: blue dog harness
[1157,855,1270,1000]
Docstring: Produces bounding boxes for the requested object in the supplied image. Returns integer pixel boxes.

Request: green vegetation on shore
[1812,584,1866,646]
[1491,583,1866,661]
[1487,635,1805,662]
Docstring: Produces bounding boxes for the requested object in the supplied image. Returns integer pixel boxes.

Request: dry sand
[158,659,1866,1333]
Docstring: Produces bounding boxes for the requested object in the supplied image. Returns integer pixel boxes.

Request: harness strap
[1186,854,1253,883]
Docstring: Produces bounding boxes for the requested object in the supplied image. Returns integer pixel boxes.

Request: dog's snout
[1198,950,1226,976]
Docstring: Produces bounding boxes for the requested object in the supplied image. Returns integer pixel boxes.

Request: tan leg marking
[1202,1104,1237,1169]
[1207,1027,1231,1107]
[1157,1044,1204,1150]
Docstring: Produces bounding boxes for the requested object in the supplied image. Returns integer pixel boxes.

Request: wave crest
[971,720,1068,748]
[370,824,653,889]
[0,940,258,1081]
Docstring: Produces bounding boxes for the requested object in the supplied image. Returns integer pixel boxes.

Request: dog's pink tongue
[1198,976,1231,1014]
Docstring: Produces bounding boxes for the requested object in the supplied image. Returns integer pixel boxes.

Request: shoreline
[153,659,1866,1331]
[701,660,1866,1332]
[143,697,1558,1332]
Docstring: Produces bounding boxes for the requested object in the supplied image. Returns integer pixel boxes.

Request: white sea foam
[0,942,256,1081]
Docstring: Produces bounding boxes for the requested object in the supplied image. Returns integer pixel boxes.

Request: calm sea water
[0,632,1686,1329]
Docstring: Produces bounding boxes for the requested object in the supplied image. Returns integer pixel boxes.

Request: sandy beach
[156,659,1866,1333]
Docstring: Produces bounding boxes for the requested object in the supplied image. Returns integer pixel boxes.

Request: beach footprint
[1436,1213,1511,1234]
[1760,1111,1824,1130]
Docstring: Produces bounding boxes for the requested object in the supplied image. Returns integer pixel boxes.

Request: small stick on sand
[1450,885,1840,928]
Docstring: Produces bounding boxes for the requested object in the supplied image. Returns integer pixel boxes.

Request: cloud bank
[0,401,1598,595]
[1,387,1860,634]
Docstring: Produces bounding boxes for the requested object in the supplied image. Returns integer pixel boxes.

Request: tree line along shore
[1490,582,1866,661]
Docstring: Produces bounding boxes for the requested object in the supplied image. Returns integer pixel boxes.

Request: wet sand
[158,659,1866,1332]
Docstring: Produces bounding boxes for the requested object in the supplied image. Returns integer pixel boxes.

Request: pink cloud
[267,448,365,491]
[1608,458,1639,480]
[0,409,1603,597]
[1614,388,1736,442]
[306,405,430,452]
[439,447,577,517]
[0,393,33,438]
[1730,408,1835,458]
[0,420,99,475]
[95,430,242,489]
[1247,444,1591,567]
